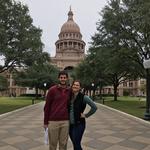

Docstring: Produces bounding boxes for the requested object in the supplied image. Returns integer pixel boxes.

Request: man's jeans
[69,123,86,150]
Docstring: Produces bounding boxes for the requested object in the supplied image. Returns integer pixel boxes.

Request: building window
[129,82,133,87]
[57,45,59,49]
[123,82,127,87]
[140,80,145,84]
[81,45,84,49]
[6,74,10,78]
[108,88,111,94]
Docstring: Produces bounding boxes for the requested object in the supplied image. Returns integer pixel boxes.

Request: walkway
[0,102,150,150]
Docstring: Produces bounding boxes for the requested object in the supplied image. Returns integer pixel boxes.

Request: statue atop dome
[68,6,73,21]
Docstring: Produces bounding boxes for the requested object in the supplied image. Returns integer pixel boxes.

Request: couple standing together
[44,71,97,150]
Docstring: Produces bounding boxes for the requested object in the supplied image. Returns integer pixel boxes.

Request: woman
[69,80,97,150]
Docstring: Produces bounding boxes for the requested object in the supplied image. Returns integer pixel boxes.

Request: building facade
[0,70,26,97]
[101,79,146,97]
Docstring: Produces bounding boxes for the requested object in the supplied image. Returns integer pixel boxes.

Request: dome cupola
[60,7,81,34]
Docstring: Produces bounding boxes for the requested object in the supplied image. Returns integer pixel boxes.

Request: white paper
[44,128,49,145]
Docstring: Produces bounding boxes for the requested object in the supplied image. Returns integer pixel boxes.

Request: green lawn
[0,96,147,119]
[96,96,146,119]
[0,97,43,115]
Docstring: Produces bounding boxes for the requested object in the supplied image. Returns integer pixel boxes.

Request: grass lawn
[0,97,43,115]
[95,96,146,119]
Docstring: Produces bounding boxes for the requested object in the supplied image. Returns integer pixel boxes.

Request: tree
[74,51,107,98]
[14,61,59,99]
[89,0,147,101]
[86,45,140,100]
[0,0,43,73]
[92,0,150,117]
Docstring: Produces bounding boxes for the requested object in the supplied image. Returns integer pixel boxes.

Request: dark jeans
[69,122,86,150]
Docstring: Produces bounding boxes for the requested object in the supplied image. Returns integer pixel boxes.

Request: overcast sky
[19,0,108,56]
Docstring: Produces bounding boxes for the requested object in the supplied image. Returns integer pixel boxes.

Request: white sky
[18,0,108,56]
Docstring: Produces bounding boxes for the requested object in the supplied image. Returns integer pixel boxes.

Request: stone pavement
[0,102,150,150]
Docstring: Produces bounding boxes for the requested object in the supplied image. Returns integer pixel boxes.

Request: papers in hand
[44,128,49,145]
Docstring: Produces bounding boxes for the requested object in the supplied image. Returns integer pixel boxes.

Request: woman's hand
[80,113,85,118]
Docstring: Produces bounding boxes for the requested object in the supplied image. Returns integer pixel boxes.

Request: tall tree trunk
[35,87,38,99]
[99,86,102,100]
[93,89,95,101]
[89,90,91,97]
[43,89,46,98]
[113,84,118,101]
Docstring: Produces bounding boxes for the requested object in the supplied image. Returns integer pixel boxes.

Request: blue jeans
[69,122,86,150]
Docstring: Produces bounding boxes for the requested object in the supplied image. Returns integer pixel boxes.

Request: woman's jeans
[69,122,85,150]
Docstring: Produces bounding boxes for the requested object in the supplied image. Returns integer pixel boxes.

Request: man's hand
[44,124,48,130]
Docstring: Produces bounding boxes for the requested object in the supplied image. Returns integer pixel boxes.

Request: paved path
[0,102,150,150]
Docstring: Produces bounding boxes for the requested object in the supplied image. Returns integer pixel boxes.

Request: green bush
[123,90,130,96]
[96,93,114,97]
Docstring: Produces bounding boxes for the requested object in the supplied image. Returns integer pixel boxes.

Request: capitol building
[51,8,86,70]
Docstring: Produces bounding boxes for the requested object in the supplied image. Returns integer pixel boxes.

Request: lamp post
[91,83,94,87]
[91,83,95,101]
[44,83,47,87]
[143,60,150,120]
[43,83,47,99]
[98,78,103,100]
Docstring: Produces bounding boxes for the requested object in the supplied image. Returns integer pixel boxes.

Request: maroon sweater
[44,85,70,125]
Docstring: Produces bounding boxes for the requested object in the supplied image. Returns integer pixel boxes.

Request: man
[44,70,70,150]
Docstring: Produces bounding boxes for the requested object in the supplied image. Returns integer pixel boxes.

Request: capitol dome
[60,8,81,33]
[52,7,86,70]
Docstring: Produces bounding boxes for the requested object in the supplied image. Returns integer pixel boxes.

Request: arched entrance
[64,66,74,84]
